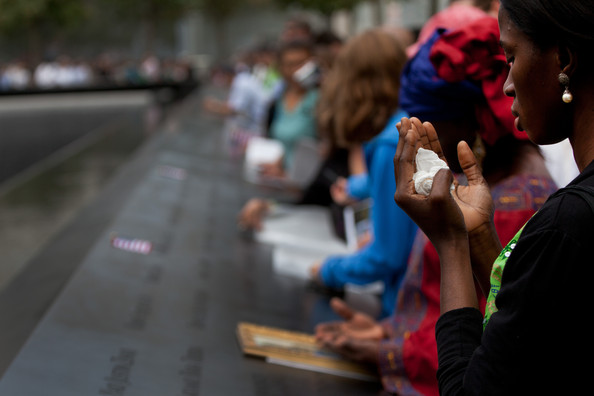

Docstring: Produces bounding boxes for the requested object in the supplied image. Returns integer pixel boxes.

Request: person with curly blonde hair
[311,29,418,318]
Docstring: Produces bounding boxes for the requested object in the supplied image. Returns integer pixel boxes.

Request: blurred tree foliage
[273,0,364,16]
[0,0,270,62]
[103,0,242,54]
[198,0,244,20]
[0,0,247,61]
[0,0,88,32]
[101,0,198,53]
[196,0,244,59]
[0,0,88,61]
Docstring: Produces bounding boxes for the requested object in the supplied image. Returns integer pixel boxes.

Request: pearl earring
[558,72,573,103]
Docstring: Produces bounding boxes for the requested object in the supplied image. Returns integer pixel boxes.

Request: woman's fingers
[395,126,420,198]
[330,298,355,321]
[457,141,484,186]
[395,117,411,163]
[410,117,430,149]
[315,322,341,338]
[422,121,447,163]
[397,117,411,135]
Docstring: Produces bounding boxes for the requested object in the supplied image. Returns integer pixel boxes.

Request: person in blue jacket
[312,29,418,318]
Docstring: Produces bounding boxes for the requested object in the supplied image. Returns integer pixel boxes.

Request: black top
[436,160,594,395]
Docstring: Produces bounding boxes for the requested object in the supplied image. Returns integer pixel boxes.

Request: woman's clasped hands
[393,117,494,254]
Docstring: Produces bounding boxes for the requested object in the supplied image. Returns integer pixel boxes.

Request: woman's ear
[557,44,578,77]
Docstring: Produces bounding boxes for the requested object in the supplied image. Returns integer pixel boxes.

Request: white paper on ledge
[272,245,329,279]
[256,204,351,255]
[243,136,285,184]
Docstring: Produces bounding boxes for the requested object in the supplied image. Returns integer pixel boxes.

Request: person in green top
[261,40,319,177]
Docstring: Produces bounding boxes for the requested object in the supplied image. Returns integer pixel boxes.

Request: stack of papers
[255,205,351,279]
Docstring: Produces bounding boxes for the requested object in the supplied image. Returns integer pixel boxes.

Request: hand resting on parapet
[330,177,357,206]
[202,97,235,116]
[257,158,286,179]
[237,198,271,231]
[315,298,385,365]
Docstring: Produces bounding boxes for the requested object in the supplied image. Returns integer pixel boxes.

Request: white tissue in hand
[413,148,450,196]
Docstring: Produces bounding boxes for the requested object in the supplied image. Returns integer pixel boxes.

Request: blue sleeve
[346,173,370,200]
[319,143,417,289]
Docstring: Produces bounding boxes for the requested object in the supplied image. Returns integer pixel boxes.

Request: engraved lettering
[179,347,202,396]
[187,291,208,329]
[126,295,153,330]
[99,348,136,395]
[144,266,163,284]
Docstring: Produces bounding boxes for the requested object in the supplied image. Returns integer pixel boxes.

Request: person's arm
[468,222,502,297]
[346,173,370,200]
[435,307,483,396]
[202,97,236,116]
[237,198,273,230]
[319,246,384,288]
[319,143,417,288]
[378,300,442,394]
[345,145,370,200]
[377,336,408,386]
[315,298,385,342]
[394,118,502,299]
[329,175,366,206]
[315,298,384,365]
[203,73,253,118]
[348,144,366,175]
[436,225,583,395]
[394,118,481,313]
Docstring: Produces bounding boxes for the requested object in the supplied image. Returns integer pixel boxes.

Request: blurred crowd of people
[0,53,195,92]
[204,0,593,394]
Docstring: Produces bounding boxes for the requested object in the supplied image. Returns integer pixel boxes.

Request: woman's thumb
[431,168,454,198]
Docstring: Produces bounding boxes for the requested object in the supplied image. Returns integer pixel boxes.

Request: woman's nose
[503,72,515,97]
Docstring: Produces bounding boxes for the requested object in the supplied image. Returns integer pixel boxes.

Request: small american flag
[110,235,153,255]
